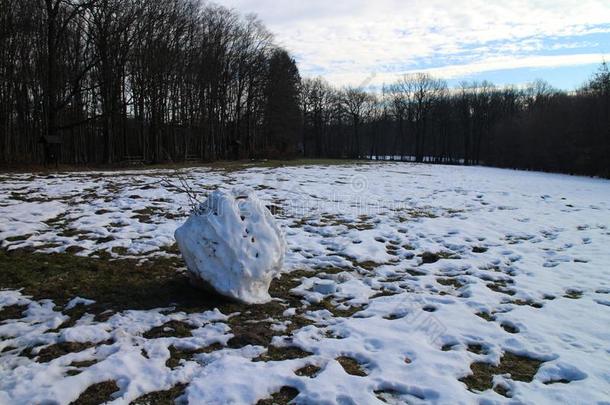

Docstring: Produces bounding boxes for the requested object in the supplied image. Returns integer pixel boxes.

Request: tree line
[0,0,301,165]
[301,63,610,177]
[1,0,609,178]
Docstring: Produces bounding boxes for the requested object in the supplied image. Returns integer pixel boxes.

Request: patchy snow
[175,188,286,304]
[1,163,610,404]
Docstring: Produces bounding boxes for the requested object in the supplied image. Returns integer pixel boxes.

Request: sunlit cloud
[216,0,610,88]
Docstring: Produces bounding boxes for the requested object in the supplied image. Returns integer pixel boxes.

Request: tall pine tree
[263,49,302,157]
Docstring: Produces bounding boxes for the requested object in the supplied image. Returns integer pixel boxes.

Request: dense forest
[0,0,301,164]
[301,65,610,177]
[1,0,609,177]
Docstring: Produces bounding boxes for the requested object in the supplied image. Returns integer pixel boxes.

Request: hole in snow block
[175,189,286,304]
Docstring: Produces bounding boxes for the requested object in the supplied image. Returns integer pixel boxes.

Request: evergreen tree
[263,49,302,157]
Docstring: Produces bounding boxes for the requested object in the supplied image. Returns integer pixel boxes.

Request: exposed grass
[467,344,489,355]
[165,344,223,369]
[253,345,312,362]
[0,249,337,346]
[225,270,316,348]
[486,280,516,296]
[501,323,520,334]
[406,268,427,277]
[295,364,321,378]
[564,289,583,299]
[336,356,368,377]
[4,234,33,243]
[69,381,120,405]
[419,251,460,264]
[475,312,496,322]
[0,304,28,322]
[32,341,98,363]
[460,352,544,393]
[437,278,464,289]
[401,208,439,220]
[130,384,187,405]
[337,254,381,271]
[370,289,402,299]
[375,389,411,403]
[308,298,365,318]
[143,320,195,339]
[510,299,544,309]
[256,386,299,405]
[67,360,99,376]
[0,159,369,175]
[0,249,205,314]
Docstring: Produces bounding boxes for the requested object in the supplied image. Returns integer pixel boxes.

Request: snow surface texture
[1,163,610,404]
[175,188,286,304]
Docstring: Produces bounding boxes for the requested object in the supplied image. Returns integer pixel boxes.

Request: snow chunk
[175,188,286,304]
[65,297,95,310]
[313,279,337,295]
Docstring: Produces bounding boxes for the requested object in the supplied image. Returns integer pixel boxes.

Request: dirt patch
[65,245,87,254]
[160,243,181,255]
[475,312,495,322]
[130,383,187,405]
[132,207,161,222]
[69,381,120,405]
[460,352,544,392]
[0,304,29,322]
[30,341,101,363]
[494,384,511,398]
[0,250,320,349]
[501,323,519,334]
[0,249,220,314]
[383,312,407,320]
[543,379,572,385]
[419,251,460,264]
[143,321,195,339]
[226,318,278,348]
[467,344,489,355]
[308,298,365,318]
[370,289,401,299]
[375,388,422,403]
[437,278,464,288]
[401,208,438,220]
[254,346,312,362]
[295,364,321,378]
[486,281,516,296]
[58,228,91,238]
[165,344,223,369]
[564,289,583,299]
[336,356,368,377]
[510,299,543,308]
[256,387,299,405]
[4,234,33,243]
[337,255,380,271]
[224,271,319,348]
[406,268,427,277]
[67,360,99,376]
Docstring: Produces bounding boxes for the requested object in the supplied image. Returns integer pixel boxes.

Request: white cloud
[392,53,610,79]
[216,0,610,86]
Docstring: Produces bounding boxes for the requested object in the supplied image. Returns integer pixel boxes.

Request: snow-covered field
[1,162,610,404]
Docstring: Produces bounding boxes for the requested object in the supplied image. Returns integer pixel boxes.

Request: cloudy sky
[216,0,610,90]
